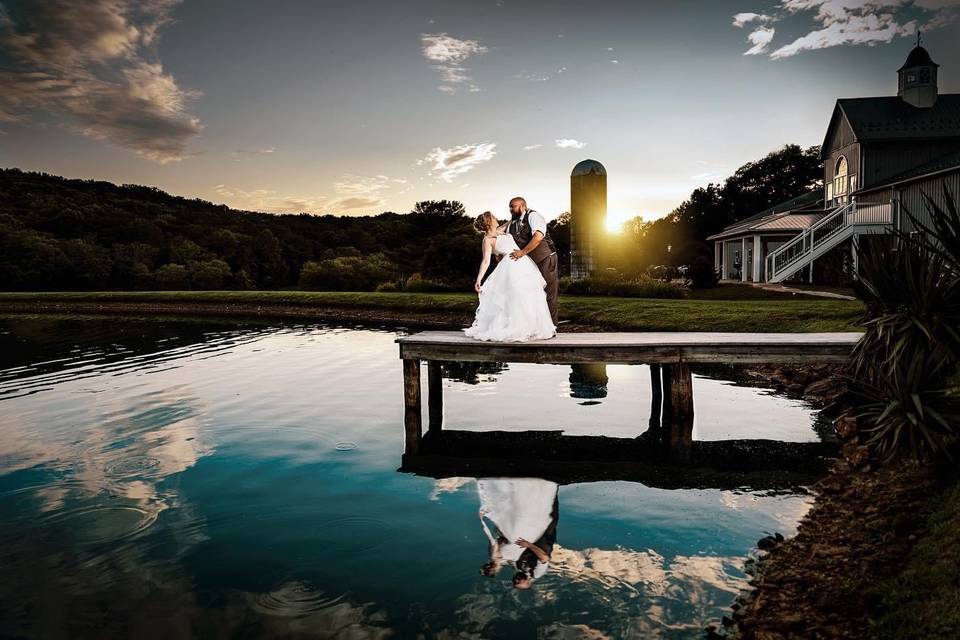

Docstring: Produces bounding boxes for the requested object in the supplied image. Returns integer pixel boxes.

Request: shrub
[646,264,678,281]
[375,281,400,293]
[299,253,398,291]
[850,187,960,462]
[685,255,720,289]
[559,274,684,298]
[404,272,462,293]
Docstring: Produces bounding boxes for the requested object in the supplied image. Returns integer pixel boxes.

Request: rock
[842,442,871,468]
[758,535,779,550]
[835,414,859,441]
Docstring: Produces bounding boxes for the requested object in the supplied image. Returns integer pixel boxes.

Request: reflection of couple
[463,197,559,342]
[477,478,559,590]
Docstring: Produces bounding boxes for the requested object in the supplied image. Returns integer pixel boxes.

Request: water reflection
[569,363,608,402]
[0,316,828,638]
[478,478,560,589]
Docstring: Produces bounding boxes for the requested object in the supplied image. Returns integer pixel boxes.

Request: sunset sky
[1,0,958,228]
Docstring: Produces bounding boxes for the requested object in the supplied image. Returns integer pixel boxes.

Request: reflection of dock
[396,331,861,459]
[400,430,835,491]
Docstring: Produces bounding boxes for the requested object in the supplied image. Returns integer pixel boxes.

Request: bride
[464,211,556,342]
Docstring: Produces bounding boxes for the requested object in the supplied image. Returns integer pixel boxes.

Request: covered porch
[712,233,802,283]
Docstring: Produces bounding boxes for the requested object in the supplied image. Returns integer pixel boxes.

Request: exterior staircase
[765,200,895,283]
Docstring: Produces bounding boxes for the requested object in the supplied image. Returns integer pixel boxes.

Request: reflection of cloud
[422,142,497,182]
[733,1,960,59]
[421,33,488,93]
[0,0,202,162]
[430,476,475,501]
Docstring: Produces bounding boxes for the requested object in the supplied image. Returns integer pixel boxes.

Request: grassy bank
[0,290,865,332]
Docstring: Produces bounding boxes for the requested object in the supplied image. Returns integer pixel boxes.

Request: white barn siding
[896,171,960,236]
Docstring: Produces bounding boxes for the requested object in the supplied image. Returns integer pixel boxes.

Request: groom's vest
[509,210,556,265]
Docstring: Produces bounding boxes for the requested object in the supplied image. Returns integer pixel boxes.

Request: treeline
[607,144,823,271]
[0,145,820,292]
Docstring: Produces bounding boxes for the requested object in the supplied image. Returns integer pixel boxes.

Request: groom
[506,197,560,326]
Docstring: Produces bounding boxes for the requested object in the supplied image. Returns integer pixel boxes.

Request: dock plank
[397,331,862,364]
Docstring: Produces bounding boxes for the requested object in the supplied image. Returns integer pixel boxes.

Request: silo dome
[571,159,606,177]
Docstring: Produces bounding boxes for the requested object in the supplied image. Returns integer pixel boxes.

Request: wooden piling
[403,358,422,455]
[648,363,662,431]
[666,363,694,462]
[427,361,443,434]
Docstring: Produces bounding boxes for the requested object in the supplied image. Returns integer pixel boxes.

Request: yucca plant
[849,186,960,462]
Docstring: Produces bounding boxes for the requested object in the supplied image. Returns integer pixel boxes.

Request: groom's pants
[537,254,560,326]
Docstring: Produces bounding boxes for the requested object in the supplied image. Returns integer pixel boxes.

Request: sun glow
[605,217,624,233]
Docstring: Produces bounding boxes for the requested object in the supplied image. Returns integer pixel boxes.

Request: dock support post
[403,358,422,455]
[427,361,443,434]
[659,363,694,462]
[649,363,662,431]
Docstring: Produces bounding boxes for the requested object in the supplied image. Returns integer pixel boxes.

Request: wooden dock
[396,331,862,457]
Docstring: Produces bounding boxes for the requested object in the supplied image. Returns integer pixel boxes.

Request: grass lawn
[0,289,866,332]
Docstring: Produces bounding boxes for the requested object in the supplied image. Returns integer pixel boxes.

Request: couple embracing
[463,197,559,342]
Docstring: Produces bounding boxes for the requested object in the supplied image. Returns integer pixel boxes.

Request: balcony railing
[765,200,893,282]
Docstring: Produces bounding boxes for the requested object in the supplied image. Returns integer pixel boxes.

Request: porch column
[741,237,747,282]
[851,234,859,281]
[752,235,762,282]
[714,242,721,275]
[721,242,729,279]
[809,258,815,283]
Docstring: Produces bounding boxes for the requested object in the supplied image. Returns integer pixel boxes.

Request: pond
[0,315,831,639]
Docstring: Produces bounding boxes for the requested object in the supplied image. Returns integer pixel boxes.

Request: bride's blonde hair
[472,211,497,234]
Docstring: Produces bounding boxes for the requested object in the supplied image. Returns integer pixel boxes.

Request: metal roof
[898,45,938,71]
[834,94,960,141]
[571,159,606,177]
[706,190,824,241]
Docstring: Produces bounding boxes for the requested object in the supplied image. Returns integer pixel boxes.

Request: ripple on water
[103,455,163,479]
[334,442,358,451]
[36,505,158,545]
[244,580,345,618]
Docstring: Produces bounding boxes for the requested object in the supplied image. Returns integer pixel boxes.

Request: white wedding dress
[464,233,557,342]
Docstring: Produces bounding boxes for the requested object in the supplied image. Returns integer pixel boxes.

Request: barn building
[707,41,960,284]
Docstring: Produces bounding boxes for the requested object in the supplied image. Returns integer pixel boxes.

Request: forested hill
[0,169,495,291]
[0,144,820,291]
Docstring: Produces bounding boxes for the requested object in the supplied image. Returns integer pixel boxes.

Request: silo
[570,159,607,279]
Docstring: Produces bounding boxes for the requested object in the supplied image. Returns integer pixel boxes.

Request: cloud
[230,146,276,160]
[745,26,776,55]
[329,196,383,211]
[0,0,202,163]
[523,143,543,151]
[733,12,774,27]
[555,138,587,150]
[732,1,960,59]
[422,141,497,182]
[421,33,487,93]
[212,185,329,214]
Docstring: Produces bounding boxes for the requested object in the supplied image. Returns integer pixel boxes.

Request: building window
[831,156,849,204]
